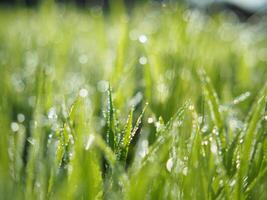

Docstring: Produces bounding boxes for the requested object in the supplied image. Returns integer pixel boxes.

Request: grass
[0,1,267,199]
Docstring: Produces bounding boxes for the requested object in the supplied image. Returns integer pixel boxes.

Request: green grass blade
[198,69,226,149]
[106,86,116,151]
[235,83,267,199]
[120,108,133,163]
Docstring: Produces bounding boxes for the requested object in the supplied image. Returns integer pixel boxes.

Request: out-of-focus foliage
[0,1,267,199]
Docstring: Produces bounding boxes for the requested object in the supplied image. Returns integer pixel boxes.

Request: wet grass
[0,2,267,199]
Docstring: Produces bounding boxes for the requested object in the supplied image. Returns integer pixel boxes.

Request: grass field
[0,1,267,199]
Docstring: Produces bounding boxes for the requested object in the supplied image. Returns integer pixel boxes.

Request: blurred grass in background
[0,1,267,199]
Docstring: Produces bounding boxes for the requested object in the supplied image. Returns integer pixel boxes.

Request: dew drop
[212,127,219,135]
[147,117,154,124]
[236,160,240,169]
[48,107,57,121]
[78,54,88,64]
[17,113,25,123]
[211,143,218,154]
[201,124,208,133]
[166,157,173,172]
[85,134,95,150]
[79,88,88,98]
[69,152,73,158]
[182,167,188,175]
[189,105,194,111]
[232,92,250,105]
[139,56,147,65]
[11,122,19,132]
[230,179,236,187]
[139,34,148,43]
[27,137,35,145]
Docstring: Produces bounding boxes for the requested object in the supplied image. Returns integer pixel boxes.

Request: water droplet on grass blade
[201,124,208,133]
[182,167,188,175]
[17,113,25,123]
[166,158,174,172]
[139,34,148,43]
[27,137,35,145]
[212,127,219,135]
[79,54,88,64]
[230,179,236,188]
[139,56,147,65]
[201,140,208,146]
[11,122,19,132]
[147,117,154,124]
[85,134,95,150]
[79,88,88,97]
[48,107,57,121]
[232,92,250,105]
[188,105,194,111]
[211,142,218,154]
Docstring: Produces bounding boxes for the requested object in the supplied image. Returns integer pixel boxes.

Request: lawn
[0,1,267,199]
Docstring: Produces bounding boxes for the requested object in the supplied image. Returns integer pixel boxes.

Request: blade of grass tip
[197,70,233,198]
[141,102,188,165]
[106,85,116,151]
[225,132,241,176]
[120,107,133,163]
[235,83,267,199]
[56,124,70,167]
[123,103,148,164]
[131,102,148,140]
[68,95,83,139]
[164,101,189,132]
[198,69,226,150]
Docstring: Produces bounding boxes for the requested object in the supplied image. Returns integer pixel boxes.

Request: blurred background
[1,0,267,23]
[1,0,267,199]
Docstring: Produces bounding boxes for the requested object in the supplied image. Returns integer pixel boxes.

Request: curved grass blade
[235,83,267,199]
[119,108,133,163]
[141,102,188,166]
[106,86,116,151]
[198,69,227,152]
